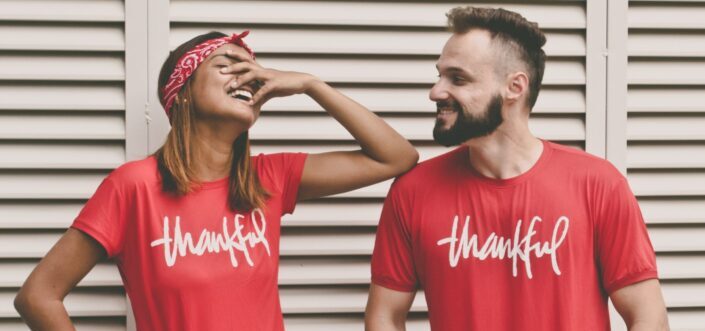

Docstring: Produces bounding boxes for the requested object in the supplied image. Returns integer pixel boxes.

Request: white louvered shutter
[0,0,128,330]
[2,1,700,330]
[627,1,705,329]
[169,1,589,329]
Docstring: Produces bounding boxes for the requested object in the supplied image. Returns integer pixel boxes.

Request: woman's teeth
[230,89,253,102]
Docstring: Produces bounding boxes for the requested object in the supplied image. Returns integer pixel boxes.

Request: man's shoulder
[546,141,625,184]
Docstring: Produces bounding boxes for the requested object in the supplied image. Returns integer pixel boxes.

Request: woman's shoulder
[251,152,307,190]
[251,152,307,172]
[106,156,160,188]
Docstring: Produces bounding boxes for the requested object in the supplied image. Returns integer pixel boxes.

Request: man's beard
[432,94,504,147]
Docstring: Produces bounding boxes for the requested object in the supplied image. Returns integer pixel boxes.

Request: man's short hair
[447,6,546,109]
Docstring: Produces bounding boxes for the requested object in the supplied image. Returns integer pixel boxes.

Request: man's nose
[429,81,448,102]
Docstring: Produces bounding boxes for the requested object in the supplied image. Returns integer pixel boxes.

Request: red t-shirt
[371,140,657,330]
[72,153,307,331]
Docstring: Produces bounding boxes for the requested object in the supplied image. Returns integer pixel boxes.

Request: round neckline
[462,139,552,188]
[197,176,230,189]
[146,155,231,190]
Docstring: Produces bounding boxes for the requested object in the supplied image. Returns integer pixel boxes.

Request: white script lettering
[436,215,569,279]
[150,209,270,268]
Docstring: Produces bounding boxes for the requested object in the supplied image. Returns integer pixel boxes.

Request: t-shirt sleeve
[257,152,308,215]
[594,177,658,294]
[370,181,418,292]
[70,175,128,258]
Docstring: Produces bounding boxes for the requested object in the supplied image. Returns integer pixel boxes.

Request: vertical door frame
[124,0,170,329]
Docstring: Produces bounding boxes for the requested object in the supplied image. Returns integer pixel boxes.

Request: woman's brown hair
[155,31,269,211]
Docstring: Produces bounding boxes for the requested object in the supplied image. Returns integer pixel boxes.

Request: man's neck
[464,123,544,180]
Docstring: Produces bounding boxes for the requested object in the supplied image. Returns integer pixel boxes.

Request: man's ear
[505,71,529,105]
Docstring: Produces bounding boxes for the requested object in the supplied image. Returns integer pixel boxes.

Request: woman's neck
[190,121,243,181]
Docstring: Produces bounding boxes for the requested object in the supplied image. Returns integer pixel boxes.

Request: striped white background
[0,0,703,330]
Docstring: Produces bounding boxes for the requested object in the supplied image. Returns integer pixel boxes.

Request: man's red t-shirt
[72,153,307,331]
[371,140,657,330]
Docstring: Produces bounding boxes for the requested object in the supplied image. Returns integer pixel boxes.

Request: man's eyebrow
[437,65,474,78]
[446,66,467,73]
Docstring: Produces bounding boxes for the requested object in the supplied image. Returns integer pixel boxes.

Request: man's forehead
[437,31,495,71]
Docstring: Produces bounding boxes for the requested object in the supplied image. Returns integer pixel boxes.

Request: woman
[14,31,418,330]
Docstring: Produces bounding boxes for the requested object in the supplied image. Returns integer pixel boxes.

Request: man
[365,6,669,331]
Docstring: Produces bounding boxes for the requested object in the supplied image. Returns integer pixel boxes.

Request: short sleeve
[255,153,308,215]
[594,178,658,294]
[70,175,128,258]
[370,182,418,292]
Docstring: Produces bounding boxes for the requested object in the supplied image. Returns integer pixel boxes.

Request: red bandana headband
[161,31,255,118]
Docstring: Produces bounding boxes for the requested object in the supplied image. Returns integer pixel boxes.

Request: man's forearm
[628,317,670,331]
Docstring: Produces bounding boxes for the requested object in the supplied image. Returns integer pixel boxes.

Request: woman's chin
[218,105,257,123]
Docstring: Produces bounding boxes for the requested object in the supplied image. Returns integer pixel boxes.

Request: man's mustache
[436,101,460,111]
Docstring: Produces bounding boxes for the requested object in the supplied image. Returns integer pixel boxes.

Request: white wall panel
[284,315,430,331]
[0,142,125,170]
[0,201,85,229]
[171,27,585,57]
[629,2,705,29]
[0,288,126,317]
[0,83,125,111]
[649,227,705,252]
[0,171,107,199]
[0,112,125,140]
[628,143,705,169]
[639,198,705,224]
[657,255,705,279]
[251,114,585,141]
[256,57,585,85]
[170,1,586,28]
[0,23,124,51]
[283,201,383,227]
[662,282,705,308]
[628,60,705,85]
[629,32,705,57]
[279,287,426,313]
[169,1,588,328]
[627,0,705,327]
[0,0,124,22]
[5,0,702,330]
[0,54,124,81]
[0,0,127,328]
[0,262,121,287]
[627,115,705,141]
[629,171,705,196]
[628,87,705,113]
[279,257,370,285]
[253,143,583,164]
[0,318,126,331]
[668,310,705,331]
[261,86,584,114]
